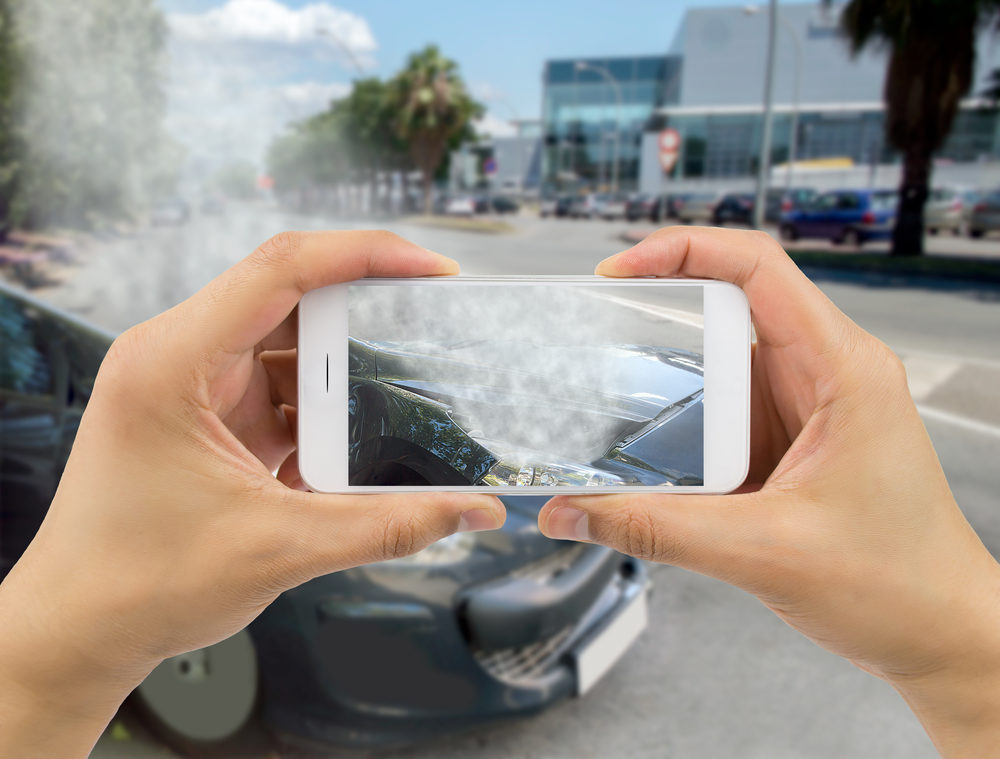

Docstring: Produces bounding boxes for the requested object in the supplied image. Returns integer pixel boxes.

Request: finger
[261,350,296,408]
[276,449,306,491]
[258,306,297,353]
[273,491,506,578]
[180,230,458,368]
[538,492,783,589]
[595,226,850,353]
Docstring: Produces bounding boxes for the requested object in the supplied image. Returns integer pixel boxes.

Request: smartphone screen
[346,282,706,488]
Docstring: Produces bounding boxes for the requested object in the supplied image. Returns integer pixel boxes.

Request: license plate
[572,588,648,696]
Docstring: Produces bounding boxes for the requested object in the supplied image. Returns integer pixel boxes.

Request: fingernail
[545,506,590,541]
[458,508,499,533]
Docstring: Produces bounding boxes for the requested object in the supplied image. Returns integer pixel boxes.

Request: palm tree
[837,0,999,256]
[384,45,482,215]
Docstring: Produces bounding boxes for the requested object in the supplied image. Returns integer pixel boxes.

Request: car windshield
[870,193,899,211]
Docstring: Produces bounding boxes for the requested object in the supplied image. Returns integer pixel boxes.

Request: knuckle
[611,505,678,563]
[254,231,302,268]
[381,511,423,560]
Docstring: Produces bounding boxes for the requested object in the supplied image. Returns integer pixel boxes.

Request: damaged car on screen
[1,283,650,756]
[349,336,705,488]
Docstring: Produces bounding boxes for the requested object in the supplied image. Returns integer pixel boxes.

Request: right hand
[538,227,1000,757]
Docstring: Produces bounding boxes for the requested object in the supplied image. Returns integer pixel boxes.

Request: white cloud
[163,0,370,175]
[475,111,518,139]
[170,0,376,67]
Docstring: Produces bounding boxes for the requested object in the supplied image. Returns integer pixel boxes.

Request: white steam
[348,284,704,464]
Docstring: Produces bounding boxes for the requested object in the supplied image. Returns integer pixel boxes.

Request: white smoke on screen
[349,284,703,463]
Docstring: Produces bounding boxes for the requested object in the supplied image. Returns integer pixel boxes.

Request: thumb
[273,491,506,581]
[538,492,779,587]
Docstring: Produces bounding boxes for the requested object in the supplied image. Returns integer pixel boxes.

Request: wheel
[779,223,799,241]
[841,228,861,247]
[928,227,938,235]
[133,630,261,756]
[970,228,984,239]
[680,217,692,225]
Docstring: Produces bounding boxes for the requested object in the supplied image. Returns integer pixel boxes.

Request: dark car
[650,192,691,223]
[764,187,817,224]
[474,195,520,214]
[712,193,755,226]
[625,194,657,221]
[0,283,650,755]
[779,189,898,246]
[348,337,705,487]
[539,195,572,218]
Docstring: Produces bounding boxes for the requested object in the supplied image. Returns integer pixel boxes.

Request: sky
[158,0,760,173]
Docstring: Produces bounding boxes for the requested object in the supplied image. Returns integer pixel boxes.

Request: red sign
[658,129,681,173]
[257,174,275,190]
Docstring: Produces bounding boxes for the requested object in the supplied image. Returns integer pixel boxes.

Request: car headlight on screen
[386,532,478,567]
[478,457,629,487]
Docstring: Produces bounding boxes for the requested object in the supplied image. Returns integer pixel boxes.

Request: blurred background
[1,1,999,757]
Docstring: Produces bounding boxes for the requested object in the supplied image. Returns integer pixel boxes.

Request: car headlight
[385,531,478,567]
[477,456,629,487]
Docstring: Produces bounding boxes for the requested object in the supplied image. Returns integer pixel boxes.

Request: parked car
[625,194,657,221]
[968,190,1000,238]
[0,282,651,755]
[765,187,817,224]
[925,187,977,235]
[445,197,476,217]
[712,193,755,226]
[149,198,190,226]
[598,194,630,221]
[779,189,898,246]
[676,192,722,225]
[650,192,692,223]
[475,195,520,214]
[542,195,572,217]
[568,194,601,219]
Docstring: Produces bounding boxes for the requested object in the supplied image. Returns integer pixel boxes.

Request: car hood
[363,338,703,464]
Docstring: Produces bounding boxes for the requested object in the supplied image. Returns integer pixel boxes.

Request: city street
[30,206,999,759]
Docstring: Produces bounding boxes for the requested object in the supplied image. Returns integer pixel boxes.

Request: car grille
[472,625,574,685]
[507,544,585,582]
[469,544,586,685]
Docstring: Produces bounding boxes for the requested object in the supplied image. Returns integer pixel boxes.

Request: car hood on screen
[368,339,703,460]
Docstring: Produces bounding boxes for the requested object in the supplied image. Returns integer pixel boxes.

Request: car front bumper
[253,545,648,749]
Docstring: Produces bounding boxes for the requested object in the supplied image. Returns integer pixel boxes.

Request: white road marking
[917,404,1000,440]
[898,354,963,402]
[582,291,705,329]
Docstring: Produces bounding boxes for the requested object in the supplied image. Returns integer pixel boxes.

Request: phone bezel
[298,276,750,494]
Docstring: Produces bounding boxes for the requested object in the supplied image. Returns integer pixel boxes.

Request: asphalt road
[29,206,998,759]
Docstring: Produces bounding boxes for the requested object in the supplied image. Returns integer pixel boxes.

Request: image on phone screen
[347,283,704,488]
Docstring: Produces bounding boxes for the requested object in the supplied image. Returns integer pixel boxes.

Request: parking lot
[22,206,998,758]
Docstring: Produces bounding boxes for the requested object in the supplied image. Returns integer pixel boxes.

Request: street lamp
[316,27,367,77]
[575,61,623,194]
[746,0,778,229]
[745,4,803,195]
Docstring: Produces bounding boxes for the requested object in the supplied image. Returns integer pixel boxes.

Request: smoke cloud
[348,283,704,466]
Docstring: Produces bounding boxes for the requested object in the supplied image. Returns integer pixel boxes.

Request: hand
[0,231,505,757]
[538,227,1000,757]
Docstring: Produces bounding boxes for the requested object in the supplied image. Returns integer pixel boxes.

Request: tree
[2,0,173,231]
[384,46,482,215]
[837,0,1000,256]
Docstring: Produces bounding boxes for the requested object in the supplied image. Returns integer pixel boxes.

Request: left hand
[0,230,505,757]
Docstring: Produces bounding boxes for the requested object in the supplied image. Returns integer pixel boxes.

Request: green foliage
[384,45,483,212]
[0,0,175,232]
[268,45,482,214]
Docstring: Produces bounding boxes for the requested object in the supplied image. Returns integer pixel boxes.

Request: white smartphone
[297,276,750,494]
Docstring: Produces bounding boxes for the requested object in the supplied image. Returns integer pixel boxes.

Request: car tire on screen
[841,228,860,248]
[132,629,265,757]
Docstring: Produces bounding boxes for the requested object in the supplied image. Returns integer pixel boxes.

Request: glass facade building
[541,3,1000,192]
[541,56,681,191]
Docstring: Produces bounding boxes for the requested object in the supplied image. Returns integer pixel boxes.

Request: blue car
[779,189,898,246]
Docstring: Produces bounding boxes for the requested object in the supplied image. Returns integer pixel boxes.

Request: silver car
[926,187,978,236]
[676,192,723,224]
[968,190,1000,238]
